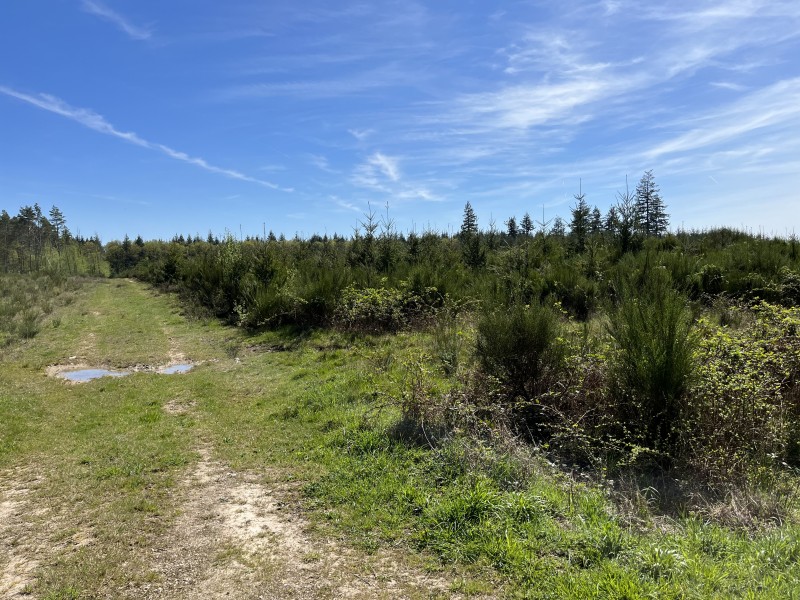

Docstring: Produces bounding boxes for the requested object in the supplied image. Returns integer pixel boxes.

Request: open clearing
[0,279,476,599]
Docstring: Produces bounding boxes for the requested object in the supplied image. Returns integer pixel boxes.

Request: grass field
[2,277,799,599]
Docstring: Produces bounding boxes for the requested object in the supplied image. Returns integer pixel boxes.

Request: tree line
[0,204,105,275]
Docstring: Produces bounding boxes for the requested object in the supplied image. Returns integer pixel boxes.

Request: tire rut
[134,444,466,599]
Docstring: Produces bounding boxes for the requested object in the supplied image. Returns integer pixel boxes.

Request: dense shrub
[0,273,76,345]
[685,302,800,481]
[475,302,565,400]
[607,270,697,451]
[334,283,442,333]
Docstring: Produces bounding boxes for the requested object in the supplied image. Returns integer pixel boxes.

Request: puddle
[59,369,130,382]
[53,363,195,382]
[158,364,193,375]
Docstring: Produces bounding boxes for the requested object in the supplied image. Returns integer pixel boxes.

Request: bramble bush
[684,301,800,482]
[333,282,443,333]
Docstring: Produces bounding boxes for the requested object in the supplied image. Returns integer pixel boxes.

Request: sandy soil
[131,445,465,599]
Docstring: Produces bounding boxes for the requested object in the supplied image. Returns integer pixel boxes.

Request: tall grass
[0,273,77,346]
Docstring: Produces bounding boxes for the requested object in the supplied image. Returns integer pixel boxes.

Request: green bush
[432,315,466,376]
[608,270,696,450]
[686,302,800,480]
[476,302,564,400]
[16,309,40,339]
[335,285,407,333]
[333,283,438,333]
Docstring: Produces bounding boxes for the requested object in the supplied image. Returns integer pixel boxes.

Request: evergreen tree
[635,170,669,236]
[460,201,478,236]
[603,206,618,233]
[590,207,602,235]
[569,182,591,253]
[48,206,67,251]
[520,212,534,237]
[505,215,518,239]
[615,177,638,254]
[551,216,566,238]
[459,202,484,268]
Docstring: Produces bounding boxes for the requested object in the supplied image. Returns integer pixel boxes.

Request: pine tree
[505,215,518,239]
[520,212,534,237]
[48,206,67,251]
[604,206,618,233]
[551,216,566,238]
[460,202,478,236]
[460,202,484,268]
[635,170,668,236]
[590,207,602,235]
[569,182,591,253]
[615,176,638,253]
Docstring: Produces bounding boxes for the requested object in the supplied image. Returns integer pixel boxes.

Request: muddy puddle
[158,364,193,375]
[60,368,130,382]
[53,364,195,382]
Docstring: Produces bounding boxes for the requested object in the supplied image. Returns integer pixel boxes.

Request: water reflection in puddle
[158,364,193,374]
[60,369,130,382]
[58,363,194,382]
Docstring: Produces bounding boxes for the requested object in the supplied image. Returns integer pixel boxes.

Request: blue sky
[1,1,799,241]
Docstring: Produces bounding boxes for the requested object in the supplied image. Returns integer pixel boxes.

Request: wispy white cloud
[81,0,152,41]
[601,1,623,16]
[330,196,361,213]
[412,0,800,175]
[710,81,749,91]
[499,31,611,77]
[644,78,800,159]
[450,78,626,131]
[0,86,290,192]
[641,0,800,28]
[309,154,343,175]
[368,152,399,182]
[215,62,419,101]
[350,151,440,202]
[348,128,373,141]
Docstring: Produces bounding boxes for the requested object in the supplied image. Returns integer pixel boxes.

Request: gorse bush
[476,302,565,400]
[607,269,696,450]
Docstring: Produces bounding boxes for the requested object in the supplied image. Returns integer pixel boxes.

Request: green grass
[2,276,800,598]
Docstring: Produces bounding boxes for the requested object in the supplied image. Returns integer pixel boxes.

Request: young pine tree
[635,170,669,236]
[460,201,478,236]
[460,202,485,268]
[506,215,519,239]
[569,182,591,253]
[520,212,534,237]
